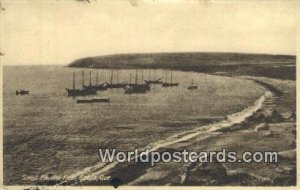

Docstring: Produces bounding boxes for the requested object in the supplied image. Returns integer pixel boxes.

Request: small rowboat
[16,90,30,95]
[162,82,179,87]
[187,79,198,90]
[188,85,198,90]
[77,98,110,104]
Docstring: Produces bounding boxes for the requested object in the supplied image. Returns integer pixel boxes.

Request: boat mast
[96,71,99,85]
[89,70,92,86]
[135,69,138,84]
[171,71,173,84]
[129,73,132,84]
[116,70,119,84]
[148,70,150,80]
[110,70,114,84]
[165,71,168,83]
[82,70,85,88]
[73,72,75,90]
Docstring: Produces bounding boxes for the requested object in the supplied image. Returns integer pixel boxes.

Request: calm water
[3,65,264,184]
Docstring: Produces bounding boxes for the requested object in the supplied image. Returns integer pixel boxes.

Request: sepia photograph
[0,0,298,188]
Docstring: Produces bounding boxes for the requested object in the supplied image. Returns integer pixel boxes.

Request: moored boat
[145,78,163,85]
[188,79,198,90]
[162,82,179,87]
[66,71,97,97]
[124,84,150,94]
[83,70,108,91]
[162,71,179,87]
[124,69,150,94]
[145,70,163,84]
[77,98,110,104]
[106,70,127,89]
[16,90,30,95]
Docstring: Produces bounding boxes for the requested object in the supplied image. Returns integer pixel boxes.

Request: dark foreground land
[69,52,296,80]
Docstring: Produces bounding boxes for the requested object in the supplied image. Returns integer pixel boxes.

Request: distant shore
[68,52,296,80]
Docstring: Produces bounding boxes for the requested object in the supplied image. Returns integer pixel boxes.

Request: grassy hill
[68,52,296,80]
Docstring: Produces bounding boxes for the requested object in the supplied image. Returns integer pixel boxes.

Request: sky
[0,0,299,65]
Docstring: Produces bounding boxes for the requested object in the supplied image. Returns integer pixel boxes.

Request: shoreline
[40,78,279,186]
[128,78,295,186]
[3,66,295,186]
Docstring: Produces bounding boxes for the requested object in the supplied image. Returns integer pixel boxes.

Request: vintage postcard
[0,0,299,189]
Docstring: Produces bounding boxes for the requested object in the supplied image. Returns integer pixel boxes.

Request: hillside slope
[69,52,296,80]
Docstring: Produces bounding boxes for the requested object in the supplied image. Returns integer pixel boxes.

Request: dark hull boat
[132,83,151,91]
[106,83,127,89]
[82,71,108,91]
[124,69,151,94]
[16,90,29,95]
[106,70,127,89]
[187,79,198,90]
[162,83,179,87]
[66,71,97,97]
[144,78,163,85]
[83,83,108,91]
[188,85,198,90]
[146,70,163,85]
[77,98,110,104]
[66,88,97,96]
[124,84,150,94]
[162,71,179,87]
[95,84,108,91]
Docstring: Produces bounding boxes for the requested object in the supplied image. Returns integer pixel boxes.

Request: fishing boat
[162,83,178,87]
[145,78,163,84]
[144,70,163,84]
[77,98,110,104]
[124,84,149,94]
[188,79,198,90]
[95,83,108,91]
[106,70,127,89]
[83,70,108,91]
[94,71,108,91]
[16,90,29,95]
[66,71,97,97]
[124,69,150,94]
[162,71,179,87]
[106,83,127,89]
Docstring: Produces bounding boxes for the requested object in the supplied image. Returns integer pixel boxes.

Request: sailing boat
[83,70,94,89]
[82,70,107,91]
[124,69,150,94]
[106,70,127,89]
[66,71,97,97]
[95,71,108,91]
[162,71,179,87]
[188,79,198,90]
[144,70,163,84]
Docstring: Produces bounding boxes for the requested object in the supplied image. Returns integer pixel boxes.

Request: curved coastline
[58,78,275,185]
